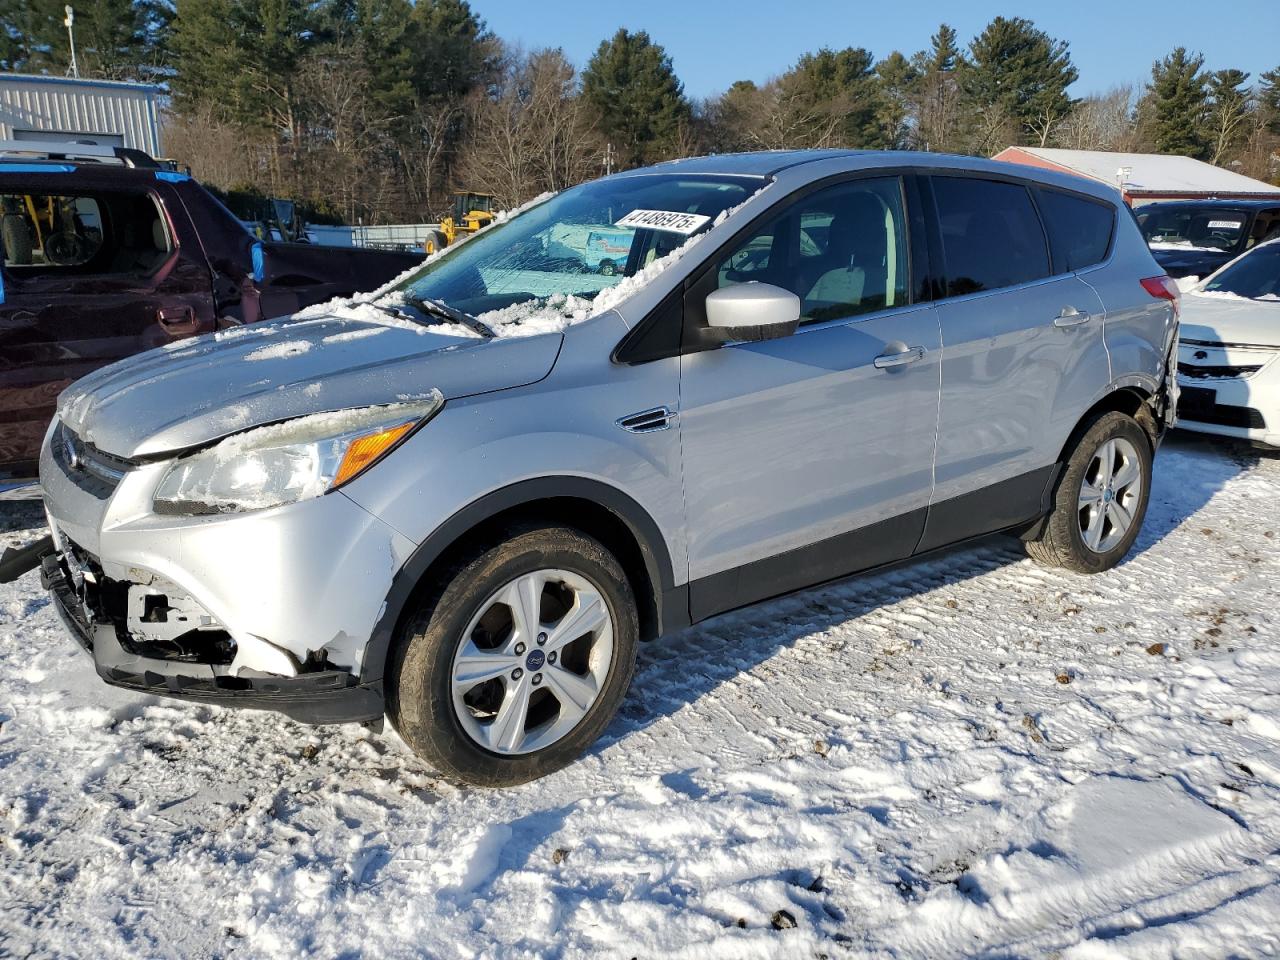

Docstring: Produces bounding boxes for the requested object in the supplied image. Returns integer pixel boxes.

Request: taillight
[1141,275,1180,316]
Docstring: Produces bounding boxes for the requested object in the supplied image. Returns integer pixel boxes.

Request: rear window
[1136,207,1249,254]
[1037,189,1114,272]
[932,177,1050,297]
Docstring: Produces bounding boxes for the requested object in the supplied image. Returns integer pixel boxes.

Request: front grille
[1178,362,1263,380]
[51,423,136,499]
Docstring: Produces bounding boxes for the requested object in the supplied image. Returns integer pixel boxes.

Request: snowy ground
[2,432,1279,959]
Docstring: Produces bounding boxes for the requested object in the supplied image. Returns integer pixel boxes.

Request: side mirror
[705,282,800,342]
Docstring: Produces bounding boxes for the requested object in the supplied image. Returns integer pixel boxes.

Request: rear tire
[387,525,638,787]
[1025,411,1152,574]
[1,214,32,265]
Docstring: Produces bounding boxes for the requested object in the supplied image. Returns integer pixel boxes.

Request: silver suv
[35,152,1179,786]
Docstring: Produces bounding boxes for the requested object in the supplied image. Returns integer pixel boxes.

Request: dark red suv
[0,146,421,494]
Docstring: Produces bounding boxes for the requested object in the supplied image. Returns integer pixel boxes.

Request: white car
[1176,240,1280,448]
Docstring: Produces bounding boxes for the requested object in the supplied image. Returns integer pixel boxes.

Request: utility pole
[604,142,615,176]
[64,5,79,79]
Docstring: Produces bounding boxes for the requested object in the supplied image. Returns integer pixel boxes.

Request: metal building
[0,73,162,156]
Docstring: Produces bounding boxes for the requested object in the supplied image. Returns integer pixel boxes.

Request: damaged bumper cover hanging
[40,550,384,725]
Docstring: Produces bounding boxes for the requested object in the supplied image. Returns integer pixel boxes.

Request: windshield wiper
[402,295,495,338]
[364,296,495,338]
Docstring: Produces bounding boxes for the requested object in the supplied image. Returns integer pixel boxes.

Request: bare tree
[456,49,603,208]
[161,103,274,191]
[1205,74,1256,166]
[1057,85,1139,151]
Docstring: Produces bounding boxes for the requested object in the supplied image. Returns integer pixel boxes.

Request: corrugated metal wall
[0,76,161,155]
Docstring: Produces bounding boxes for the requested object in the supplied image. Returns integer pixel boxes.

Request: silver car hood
[58,314,564,459]
[1179,293,1280,348]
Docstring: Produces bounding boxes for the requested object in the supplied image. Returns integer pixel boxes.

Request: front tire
[387,526,638,787]
[1025,411,1152,574]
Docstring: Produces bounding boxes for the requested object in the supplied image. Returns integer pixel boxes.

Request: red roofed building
[993,147,1280,206]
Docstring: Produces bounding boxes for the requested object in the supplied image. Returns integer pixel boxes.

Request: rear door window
[931,177,1051,297]
[1036,189,1115,272]
[0,189,170,276]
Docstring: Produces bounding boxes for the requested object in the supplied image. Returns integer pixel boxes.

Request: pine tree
[406,0,494,106]
[581,29,691,168]
[1260,65,1280,136]
[1144,48,1208,158]
[963,16,1077,150]
[0,0,170,80]
[910,23,965,151]
[875,51,919,149]
[1204,69,1253,165]
[781,46,884,148]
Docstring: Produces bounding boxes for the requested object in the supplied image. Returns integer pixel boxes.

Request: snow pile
[244,340,313,362]
[472,230,713,337]
[4,434,1280,956]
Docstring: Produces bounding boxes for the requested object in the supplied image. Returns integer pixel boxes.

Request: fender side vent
[617,407,677,434]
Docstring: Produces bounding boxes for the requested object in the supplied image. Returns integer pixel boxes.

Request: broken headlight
[153,393,442,514]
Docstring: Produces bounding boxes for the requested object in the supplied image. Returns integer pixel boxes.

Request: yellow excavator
[426,192,495,254]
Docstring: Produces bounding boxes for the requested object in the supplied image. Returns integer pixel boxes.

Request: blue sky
[478,0,1279,100]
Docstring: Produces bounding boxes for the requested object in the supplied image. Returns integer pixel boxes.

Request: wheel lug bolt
[548,652,557,664]
[532,673,543,686]
[537,632,547,646]
[511,668,523,681]
[514,642,526,655]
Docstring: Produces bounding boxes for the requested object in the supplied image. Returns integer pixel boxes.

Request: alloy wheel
[450,569,614,756]
[1077,437,1143,553]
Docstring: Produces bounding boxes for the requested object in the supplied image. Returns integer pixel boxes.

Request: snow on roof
[998,147,1280,196]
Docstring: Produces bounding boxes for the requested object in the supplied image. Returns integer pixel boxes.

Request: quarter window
[714,177,910,324]
[932,177,1050,296]
[1036,189,1114,271]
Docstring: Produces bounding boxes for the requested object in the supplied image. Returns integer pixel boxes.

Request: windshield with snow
[1202,243,1280,301]
[1137,207,1249,253]
[391,175,763,318]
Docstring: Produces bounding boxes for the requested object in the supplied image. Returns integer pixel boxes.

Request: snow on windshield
[468,202,747,337]
[293,175,768,341]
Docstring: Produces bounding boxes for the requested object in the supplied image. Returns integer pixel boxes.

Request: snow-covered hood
[1179,292,1280,348]
[57,313,563,459]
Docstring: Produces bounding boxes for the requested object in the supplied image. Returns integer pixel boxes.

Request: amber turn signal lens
[333,421,415,488]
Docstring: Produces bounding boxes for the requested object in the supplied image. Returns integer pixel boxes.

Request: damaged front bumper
[40,547,384,724]
[39,425,419,725]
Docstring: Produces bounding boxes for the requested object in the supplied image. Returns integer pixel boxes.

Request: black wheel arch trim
[360,476,683,687]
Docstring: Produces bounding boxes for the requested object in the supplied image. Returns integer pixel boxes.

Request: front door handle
[1053,306,1092,328]
[873,345,926,369]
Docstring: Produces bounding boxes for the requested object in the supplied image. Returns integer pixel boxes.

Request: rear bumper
[43,553,383,725]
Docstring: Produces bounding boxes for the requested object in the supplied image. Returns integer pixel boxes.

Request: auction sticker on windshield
[615,209,712,235]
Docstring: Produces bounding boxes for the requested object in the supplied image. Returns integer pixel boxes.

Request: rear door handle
[157,305,198,337]
[1053,307,1092,327]
[873,345,926,369]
